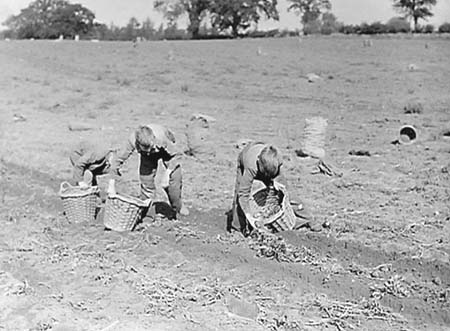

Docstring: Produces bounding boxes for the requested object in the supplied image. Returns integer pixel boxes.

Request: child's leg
[139,155,158,200]
[165,165,182,212]
[231,167,249,234]
[231,167,240,230]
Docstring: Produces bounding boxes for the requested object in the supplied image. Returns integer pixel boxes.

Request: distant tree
[154,0,210,38]
[154,0,186,27]
[3,0,96,39]
[356,21,388,34]
[287,0,331,34]
[123,17,140,40]
[198,21,221,37]
[422,24,434,33]
[320,12,341,34]
[3,0,67,38]
[140,17,155,40]
[106,22,122,40]
[368,21,388,34]
[0,27,16,39]
[392,0,437,33]
[386,17,411,33]
[438,22,450,33]
[51,3,95,38]
[209,0,279,37]
[184,0,211,38]
[90,22,110,40]
[156,23,165,39]
[339,24,359,34]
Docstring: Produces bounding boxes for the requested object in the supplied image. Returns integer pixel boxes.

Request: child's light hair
[257,145,282,182]
[135,126,155,151]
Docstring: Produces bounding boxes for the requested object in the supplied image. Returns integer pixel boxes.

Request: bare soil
[1,36,449,331]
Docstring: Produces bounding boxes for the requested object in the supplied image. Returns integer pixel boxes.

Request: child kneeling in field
[70,141,114,187]
[230,142,322,237]
[111,124,189,219]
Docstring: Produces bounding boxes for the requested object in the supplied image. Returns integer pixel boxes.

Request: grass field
[0,35,449,331]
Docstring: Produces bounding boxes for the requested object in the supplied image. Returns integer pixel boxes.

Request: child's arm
[159,128,182,186]
[111,133,136,175]
[160,153,180,188]
[72,153,92,184]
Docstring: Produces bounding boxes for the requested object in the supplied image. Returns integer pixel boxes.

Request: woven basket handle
[59,181,72,194]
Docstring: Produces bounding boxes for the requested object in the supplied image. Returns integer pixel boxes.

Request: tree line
[2,0,449,40]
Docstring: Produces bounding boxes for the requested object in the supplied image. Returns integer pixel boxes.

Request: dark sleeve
[72,153,91,183]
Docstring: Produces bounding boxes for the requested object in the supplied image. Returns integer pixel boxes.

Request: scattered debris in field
[181,83,189,93]
[216,232,247,245]
[363,39,373,47]
[133,275,255,319]
[136,277,184,318]
[13,113,27,122]
[311,159,343,177]
[248,230,323,264]
[308,295,406,330]
[306,73,323,83]
[370,275,411,299]
[256,47,267,56]
[441,128,450,138]
[349,149,371,156]
[294,148,309,157]
[404,100,424,114]
[259,294,406,331]
[168,50,175,61]
[408,63,419,71]
[225,294,260,320]
[348,263,392,279]
[67,122,96,131]
[0,271,31,296]
[169,223,204,242]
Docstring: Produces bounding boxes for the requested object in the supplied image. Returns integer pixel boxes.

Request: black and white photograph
[0,0,449,330]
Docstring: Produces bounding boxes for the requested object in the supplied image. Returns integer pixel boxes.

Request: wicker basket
[104,192,152,232]
[59,182,99,223]
[249,186,296,233]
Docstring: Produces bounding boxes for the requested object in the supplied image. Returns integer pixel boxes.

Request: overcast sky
[1,0,449,29]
